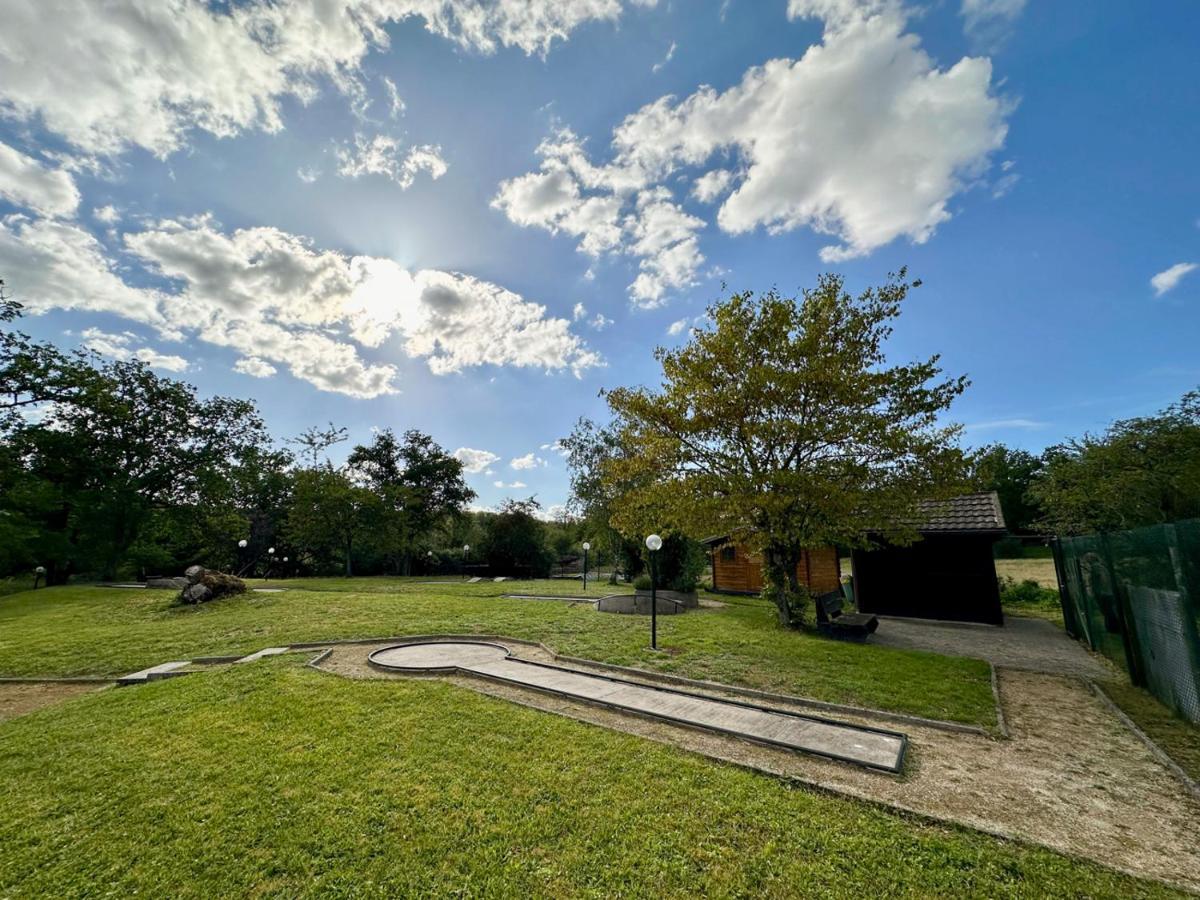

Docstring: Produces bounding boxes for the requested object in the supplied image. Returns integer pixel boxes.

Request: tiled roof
[914,491,1006,533]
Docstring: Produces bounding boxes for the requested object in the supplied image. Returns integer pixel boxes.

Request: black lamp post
[582,541,591,591]
[236,539,248,576]
[462,544,470,580]
[33,565,45,590]
[645,533,662,650]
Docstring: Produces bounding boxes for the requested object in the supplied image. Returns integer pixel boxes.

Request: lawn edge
[1087,679,1200,804]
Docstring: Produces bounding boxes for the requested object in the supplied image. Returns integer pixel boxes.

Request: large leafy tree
[478,498,554,578]
[286,467,380,577]
[346,428,473,572]
[1031,389,1200,535]
[604,271,969,627]
[968,443,1044,534]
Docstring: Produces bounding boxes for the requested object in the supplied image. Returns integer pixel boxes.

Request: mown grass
[0,577,997,727]
[0,658,1182,899]
[1099,680,1200,783]
[994,558,1057,588]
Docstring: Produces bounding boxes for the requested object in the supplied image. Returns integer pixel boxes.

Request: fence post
[1099,531,1145,687]
[1048,538,1080,639]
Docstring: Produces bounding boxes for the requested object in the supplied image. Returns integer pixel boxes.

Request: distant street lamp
[236,539,249,576]
[462,544,470,580]
[33,565,45,590]
[582,541,591,591]
[645,534,663,650]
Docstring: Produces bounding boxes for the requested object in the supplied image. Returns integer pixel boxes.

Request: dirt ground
[0,682,103,724]
[315,640,1200,894]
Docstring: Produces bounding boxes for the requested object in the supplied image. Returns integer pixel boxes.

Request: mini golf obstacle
[368,641,907,772]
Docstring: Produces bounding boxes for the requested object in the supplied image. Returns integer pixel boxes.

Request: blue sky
[0,0,1197,514]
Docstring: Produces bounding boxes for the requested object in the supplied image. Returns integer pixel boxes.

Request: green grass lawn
[1098,680,1200,783]
[0,658,1181,899]
[0,575,34,599]
[0,577,997,728]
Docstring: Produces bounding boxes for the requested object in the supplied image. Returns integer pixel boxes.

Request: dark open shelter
[851,492,1008,626]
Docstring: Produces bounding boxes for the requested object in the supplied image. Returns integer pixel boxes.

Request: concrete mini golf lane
[368,641,906,772]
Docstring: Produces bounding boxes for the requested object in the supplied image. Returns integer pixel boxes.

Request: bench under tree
[813,589,879,641]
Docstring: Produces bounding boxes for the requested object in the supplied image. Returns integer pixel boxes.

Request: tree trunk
[763,546,795,627]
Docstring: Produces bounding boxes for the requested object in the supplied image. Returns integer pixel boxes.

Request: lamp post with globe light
[33,565,45,590]
[582,541,591,591]
[462,544,470,580]
[236,539,248,576]
[645,534,663,650]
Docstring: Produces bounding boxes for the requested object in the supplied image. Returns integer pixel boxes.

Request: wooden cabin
[851,492,1007,625]
[701,539,841,595]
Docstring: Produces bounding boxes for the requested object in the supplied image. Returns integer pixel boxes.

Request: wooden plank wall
[712,544,841,594]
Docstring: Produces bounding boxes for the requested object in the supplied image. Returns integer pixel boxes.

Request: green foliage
[478,498,554,577]
[652,533,704,592]
[998,576,1059,607]
[969,443,1044,534]
[632,574,652,590]
[285,468,380,577]
[1,301,271,581]
[604,271,970,627]
[1031,389,1200,535]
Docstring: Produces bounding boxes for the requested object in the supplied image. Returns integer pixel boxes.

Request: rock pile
[176,565,247,605]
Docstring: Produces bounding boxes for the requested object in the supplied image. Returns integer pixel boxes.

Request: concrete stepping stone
[118,661,191,685]
[468,577,483,583]
[234,647,290,664]
[368,641,906,772]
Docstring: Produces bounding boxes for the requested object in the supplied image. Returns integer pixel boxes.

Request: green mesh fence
[1052,520,1200,723]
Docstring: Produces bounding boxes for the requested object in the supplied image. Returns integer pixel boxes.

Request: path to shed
[869,613,1116,678]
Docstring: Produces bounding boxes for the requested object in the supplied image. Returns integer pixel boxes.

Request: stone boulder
[175,568,247,605]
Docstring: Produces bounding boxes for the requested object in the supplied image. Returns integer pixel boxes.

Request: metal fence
[1051,519,1200,722]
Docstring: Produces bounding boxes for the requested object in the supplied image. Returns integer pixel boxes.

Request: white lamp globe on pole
[462,544,470,580]
[237,539,248,549]
[581,541,591,591]
[645,534,663,649]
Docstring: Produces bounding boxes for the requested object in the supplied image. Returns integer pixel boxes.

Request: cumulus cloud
[495,0,1009,291]
[667,318,688,336]
[336,134,447,189]
[79,328,189,372]
[92,205,121,224]
[589,313,613,330]
[0,142,81,218]
[2,209,601,398]
[454,447,500,473]
[652,40,677,74]
[511,452,547,470]
[1151,262,1198,297]
[0,0,656,158]
[234,357,278,378]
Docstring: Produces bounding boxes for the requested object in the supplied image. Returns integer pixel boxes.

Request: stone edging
[0,676,115,685]
[1087,680,1200,804]
[990,664,1010,739]
[289,633,993,737]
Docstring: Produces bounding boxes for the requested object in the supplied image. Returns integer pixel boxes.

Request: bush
[201,570,247,601]
[633,574,652,590]
[998,575,1059,607]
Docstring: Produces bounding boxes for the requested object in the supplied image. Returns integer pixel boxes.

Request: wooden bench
[813,589,878,641]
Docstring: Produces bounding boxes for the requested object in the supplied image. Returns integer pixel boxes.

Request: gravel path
[869,614,1116,678]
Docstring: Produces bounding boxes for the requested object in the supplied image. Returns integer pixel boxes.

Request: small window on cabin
[720,546,736,562]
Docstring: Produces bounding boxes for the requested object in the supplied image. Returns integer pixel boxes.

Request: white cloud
[80,327,189,372]
[962,417,1045,433]
[667,318,688,336]
[960,0,1028,50]
[454,447,500,473]
[589,313,613,330]
[691,169,733,204]
[493,480,505,488]
[297,166,321,184]
[382,76,406,118]
[652,40,677,74]
[336,135,447,189]
[511,452,547,470]
[510,480,528,489]
[1151,262,1198,297]
[573,301,587,320]
[0,1,657,158]
[2,213,600,398]
[233,356,278,378]
[92,205,121,224]
[540,440,568,455]
[495,1,1009,283]
[0,142,81,218]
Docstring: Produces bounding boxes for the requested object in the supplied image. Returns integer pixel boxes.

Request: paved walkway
[368,641,906,772]
[869,614,1114,678]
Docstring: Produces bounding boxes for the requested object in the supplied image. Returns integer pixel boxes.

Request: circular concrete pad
[368,641,511,672]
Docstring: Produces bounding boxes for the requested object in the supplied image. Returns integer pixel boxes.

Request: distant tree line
[0,285,590,583]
